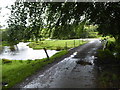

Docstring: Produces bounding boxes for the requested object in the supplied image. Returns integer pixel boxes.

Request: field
[28,39,87,50]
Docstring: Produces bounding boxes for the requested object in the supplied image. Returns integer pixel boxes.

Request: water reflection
[0,42,58,60]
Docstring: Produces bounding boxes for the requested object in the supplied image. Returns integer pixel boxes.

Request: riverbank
[2,50,68,89]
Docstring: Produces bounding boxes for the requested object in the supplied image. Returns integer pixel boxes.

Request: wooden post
[65,42,67,50]
[43,48,49,60]
[103,40,108,51]
[74,40,75,47]
[79,39,80,45]
[82,38,83,43]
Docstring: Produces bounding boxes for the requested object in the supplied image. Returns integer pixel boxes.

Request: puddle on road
[76,60,92,66]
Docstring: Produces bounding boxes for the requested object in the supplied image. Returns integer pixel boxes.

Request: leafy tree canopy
[6,2,120,44]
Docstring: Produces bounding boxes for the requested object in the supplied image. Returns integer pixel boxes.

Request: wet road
[22,39,102,88]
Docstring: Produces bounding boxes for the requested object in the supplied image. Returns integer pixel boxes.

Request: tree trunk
[35,37,38,43]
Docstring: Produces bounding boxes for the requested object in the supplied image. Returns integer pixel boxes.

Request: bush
[115,45,120,53]
[88,32,98,38]
[107,41,116,51]
[115,45,120,60]
[98,49,115,64]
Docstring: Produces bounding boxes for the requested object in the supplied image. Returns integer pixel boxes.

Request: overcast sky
[0,0,119,29]
[0,0,16,29]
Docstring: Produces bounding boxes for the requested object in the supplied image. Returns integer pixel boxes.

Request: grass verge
[2,50,68,89]
[28,39,87,50]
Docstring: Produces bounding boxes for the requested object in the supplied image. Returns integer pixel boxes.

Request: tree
[6,2,120,43]
[86,2,120,42]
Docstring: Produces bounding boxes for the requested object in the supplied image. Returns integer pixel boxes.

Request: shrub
[88,32,98,38]
[107,41,115,51]
[98,49,115,64]
[115,45,120,60]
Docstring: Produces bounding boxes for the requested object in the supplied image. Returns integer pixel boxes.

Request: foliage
[106,41,116,51]
[97,37,120,62]
[115,45,120,60]
[5,2,104,44]
[97,49,115,64]
[97,37,120,88]
[2,50,68,88]
[99,70,120,88]
[45,2,120,42]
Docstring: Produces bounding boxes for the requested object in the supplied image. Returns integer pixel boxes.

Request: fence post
[43,48,49,60]
[79,39,80,45]
[82,38,83,43]
[74,40,75,47]
[103,40,108,50]
[65,42,67,50]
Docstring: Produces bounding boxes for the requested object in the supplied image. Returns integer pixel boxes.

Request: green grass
[2,50,68,88]
[100,36,115,41]
[28,39,87,50]
[1,41,10,46]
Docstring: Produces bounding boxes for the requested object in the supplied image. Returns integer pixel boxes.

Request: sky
[0,0,16,29]
[0,0,119,29]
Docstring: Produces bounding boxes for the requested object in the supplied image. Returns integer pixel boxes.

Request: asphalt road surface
[20,39,102,88]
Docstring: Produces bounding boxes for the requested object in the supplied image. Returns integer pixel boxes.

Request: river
[0,42,58,60]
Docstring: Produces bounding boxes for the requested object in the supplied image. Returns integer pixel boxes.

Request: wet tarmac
[21,39,102,88]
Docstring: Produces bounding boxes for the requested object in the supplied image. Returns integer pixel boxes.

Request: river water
[0,42,58,60]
